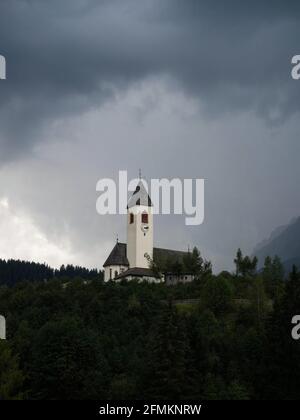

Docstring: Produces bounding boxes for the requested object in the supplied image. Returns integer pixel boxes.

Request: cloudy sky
[0,0,300,272]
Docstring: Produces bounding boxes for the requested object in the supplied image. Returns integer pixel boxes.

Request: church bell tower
[127,179,153,269]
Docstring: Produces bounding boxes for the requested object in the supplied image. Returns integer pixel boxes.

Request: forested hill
[0,259,103,286]
[1,263,300,400]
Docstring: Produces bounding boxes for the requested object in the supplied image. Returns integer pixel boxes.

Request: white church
[103,178,195,284]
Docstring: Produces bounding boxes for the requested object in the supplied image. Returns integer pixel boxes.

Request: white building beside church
[103,178,195,283]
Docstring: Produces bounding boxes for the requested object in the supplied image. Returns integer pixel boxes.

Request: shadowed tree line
[0,249,299,400]
[152,246,212,278]
[0,259,103,287]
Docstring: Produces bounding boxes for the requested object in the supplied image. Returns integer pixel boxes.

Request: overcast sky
[0,0,300,272]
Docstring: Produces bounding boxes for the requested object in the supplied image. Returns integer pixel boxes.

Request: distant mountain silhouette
[253,216,300,272]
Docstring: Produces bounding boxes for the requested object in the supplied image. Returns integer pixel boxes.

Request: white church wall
[127,205,153,269]
[104,265,128,282]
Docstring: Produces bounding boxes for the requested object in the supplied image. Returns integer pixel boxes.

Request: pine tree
[142,304,190,399]
[0,341,25,400]
[262,266,300,399]
[234,249,257,277]
[234,249,243,276]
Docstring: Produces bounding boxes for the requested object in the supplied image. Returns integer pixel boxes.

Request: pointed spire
[139,168,142,180]
[127,179,153,208]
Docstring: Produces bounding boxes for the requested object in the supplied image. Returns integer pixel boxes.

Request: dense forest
[0,249,299,400]
[0,259,102,286]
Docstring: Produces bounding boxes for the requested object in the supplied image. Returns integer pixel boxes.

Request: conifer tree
[142,304,189,399]
[0,341,25,400]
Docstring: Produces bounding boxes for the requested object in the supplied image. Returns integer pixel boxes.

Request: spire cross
[139,168,142,180]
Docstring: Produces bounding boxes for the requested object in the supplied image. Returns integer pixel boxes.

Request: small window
[109,269,112,280]
[114,270,118,278]
[141,212,148,224]
[130,213,134,224]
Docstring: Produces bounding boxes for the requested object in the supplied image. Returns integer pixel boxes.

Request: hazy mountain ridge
[254,216,300,270]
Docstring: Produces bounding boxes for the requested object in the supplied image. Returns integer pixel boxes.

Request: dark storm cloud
[1,0,300,162]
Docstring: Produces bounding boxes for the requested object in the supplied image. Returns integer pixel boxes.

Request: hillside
[1,269,300,400]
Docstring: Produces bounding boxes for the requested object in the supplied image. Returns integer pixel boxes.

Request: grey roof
[153,247,188,262]
[103,242,188,268]
[103,242,129,267]
[115,267,159,280]
[127,180,153,208]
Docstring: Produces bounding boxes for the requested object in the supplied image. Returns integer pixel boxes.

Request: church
[103,177,195,284]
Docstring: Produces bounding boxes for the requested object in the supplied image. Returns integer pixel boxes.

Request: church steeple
[127,177,153,269]
[127,179,153,209]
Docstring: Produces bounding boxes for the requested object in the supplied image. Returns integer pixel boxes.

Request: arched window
[141,212,148,224]
[109,268,112,280]
[130,213,134,224]
[114,270,118,278]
